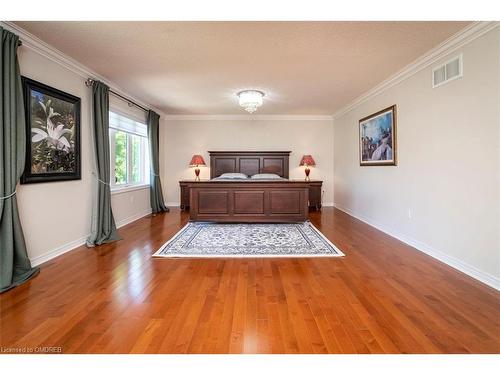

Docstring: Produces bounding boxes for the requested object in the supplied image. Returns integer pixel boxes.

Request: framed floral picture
[359,105,397,166]
[21,77,81,183]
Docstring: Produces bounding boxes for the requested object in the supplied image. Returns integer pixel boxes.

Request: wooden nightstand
[293,180,323,210]
[307,180,323,210]
[179,180,208,210]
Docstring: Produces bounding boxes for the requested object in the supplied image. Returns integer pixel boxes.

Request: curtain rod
[85,78,149,113]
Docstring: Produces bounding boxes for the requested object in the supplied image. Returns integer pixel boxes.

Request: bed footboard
[188,181,309,223]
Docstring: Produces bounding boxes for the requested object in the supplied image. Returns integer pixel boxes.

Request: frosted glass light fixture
[237,90,265,113]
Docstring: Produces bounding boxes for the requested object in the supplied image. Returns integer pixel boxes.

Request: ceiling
[15,21,470,115]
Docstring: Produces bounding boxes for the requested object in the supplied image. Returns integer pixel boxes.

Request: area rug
[153,222,344,258]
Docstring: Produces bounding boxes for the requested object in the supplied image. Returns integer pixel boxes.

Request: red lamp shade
[189,155,206,167]
[299,155,316,167]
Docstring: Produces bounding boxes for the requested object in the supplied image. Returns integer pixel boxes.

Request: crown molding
[163,114,333,121]
[0,21,167,118]
[333,21,500,119]
[5,21,496,121]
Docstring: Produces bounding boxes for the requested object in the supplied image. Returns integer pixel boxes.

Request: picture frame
[21,77,81,184]
[359,105,397,166]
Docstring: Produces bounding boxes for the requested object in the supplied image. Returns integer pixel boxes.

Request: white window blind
[109,111,147,137]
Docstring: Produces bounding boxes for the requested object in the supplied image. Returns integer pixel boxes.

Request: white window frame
[109,113,150,194]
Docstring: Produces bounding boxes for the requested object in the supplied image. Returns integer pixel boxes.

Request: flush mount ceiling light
[237,90,265,113]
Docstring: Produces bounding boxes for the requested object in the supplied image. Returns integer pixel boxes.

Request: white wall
[160,117,334,206]
[333,28,500,288]
[16,46,151,265]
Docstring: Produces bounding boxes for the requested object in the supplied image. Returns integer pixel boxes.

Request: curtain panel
[0,27,39,293]
[86,81,120,246]
[147,110,168,214]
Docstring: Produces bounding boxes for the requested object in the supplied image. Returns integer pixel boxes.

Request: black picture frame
[21,77,81,184]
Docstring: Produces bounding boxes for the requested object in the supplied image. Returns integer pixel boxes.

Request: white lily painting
[27,86,78,176]
[31,100,72,152]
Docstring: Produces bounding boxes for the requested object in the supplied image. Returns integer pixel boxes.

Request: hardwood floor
[1,208,499,354]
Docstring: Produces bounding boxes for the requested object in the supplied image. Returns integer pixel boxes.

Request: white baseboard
[115,208,152,228]
[30,236,88,267]
[30,209,152,267]
[334,203,500,291]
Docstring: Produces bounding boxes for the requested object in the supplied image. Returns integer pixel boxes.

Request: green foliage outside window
[115,131,127,184]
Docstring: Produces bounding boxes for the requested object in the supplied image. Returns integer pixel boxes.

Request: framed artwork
[359,105,397,166]
[21,77,81,184]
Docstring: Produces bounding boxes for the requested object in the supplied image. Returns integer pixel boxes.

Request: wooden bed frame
[209,151,290,179]
[187,151,309,223]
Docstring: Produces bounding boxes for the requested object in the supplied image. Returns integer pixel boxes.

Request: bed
[187,151,309,223]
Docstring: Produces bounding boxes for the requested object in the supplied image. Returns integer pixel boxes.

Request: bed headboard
[208,151,291,179]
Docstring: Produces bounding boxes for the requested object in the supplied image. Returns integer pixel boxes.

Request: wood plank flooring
[1,208,499,353]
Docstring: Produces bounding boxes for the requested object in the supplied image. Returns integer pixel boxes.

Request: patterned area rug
[153,222,344,258]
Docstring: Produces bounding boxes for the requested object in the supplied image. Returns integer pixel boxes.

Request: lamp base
[195,168,200,181]
[304,167,311,181]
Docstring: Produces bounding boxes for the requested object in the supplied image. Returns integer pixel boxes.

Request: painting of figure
[21,77,81,183]
[359,105,397,166]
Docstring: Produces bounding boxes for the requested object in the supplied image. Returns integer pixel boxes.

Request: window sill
[111,184,150,196]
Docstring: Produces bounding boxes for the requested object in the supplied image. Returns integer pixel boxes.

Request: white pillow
[250,173,282,180]
[218,173,248,179]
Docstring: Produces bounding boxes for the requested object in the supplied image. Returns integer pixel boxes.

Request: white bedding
[211,177,287,181]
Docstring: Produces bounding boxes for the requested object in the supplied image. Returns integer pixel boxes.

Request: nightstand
[179,180,208,210]
[292,180,323,210]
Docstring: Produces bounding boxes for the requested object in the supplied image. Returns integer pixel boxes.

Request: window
[109,111,149,191]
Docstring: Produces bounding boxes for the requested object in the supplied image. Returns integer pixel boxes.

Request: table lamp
[299,155,316,181]
[189,154,206,181]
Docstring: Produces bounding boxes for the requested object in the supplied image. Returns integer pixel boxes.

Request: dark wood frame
[209,151,290,178]
[21,77,81,184]
[358,105,397,166]
[180,179,323,212]
[189,180,309,223]
[187,151,309,223]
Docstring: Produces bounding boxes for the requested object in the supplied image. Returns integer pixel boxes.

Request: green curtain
[0,27,39,293]
[86,81,120,247]
[147,110,168,214]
